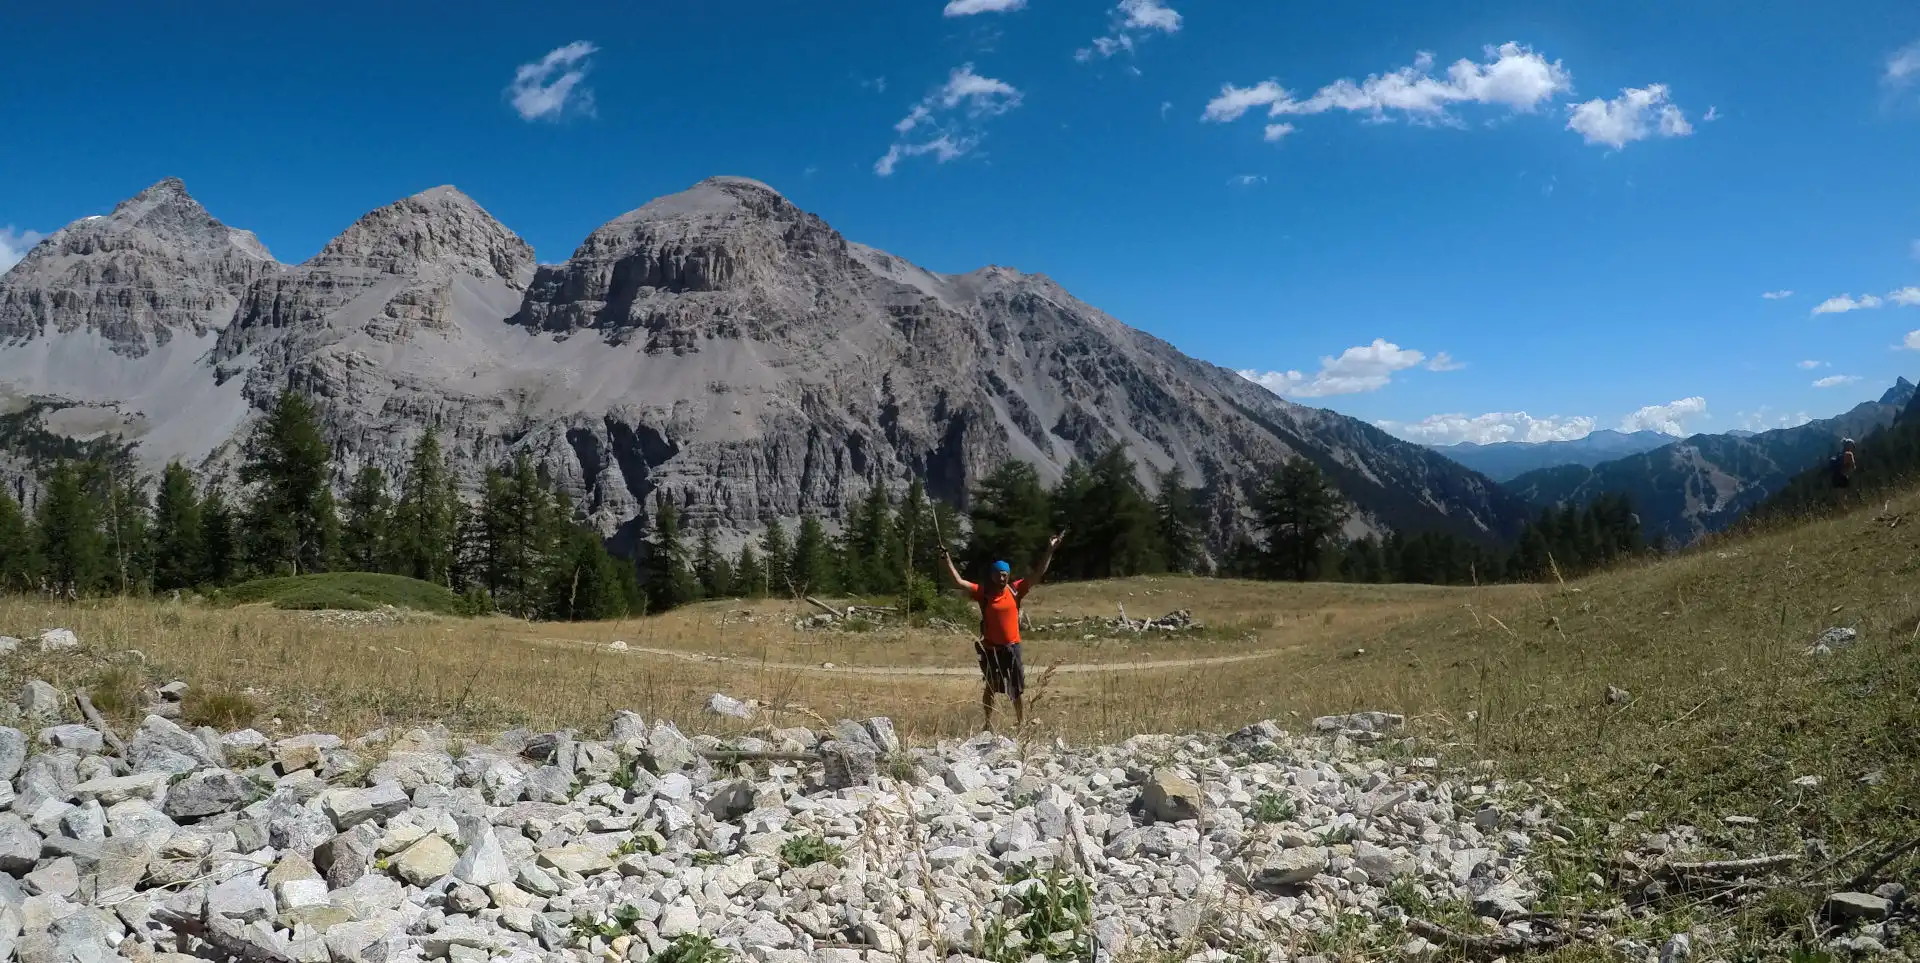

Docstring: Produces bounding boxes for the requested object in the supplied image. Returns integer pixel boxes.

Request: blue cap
[992,560,1011,573]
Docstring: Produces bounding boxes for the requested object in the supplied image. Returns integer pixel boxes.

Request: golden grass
[4,491,1919,954]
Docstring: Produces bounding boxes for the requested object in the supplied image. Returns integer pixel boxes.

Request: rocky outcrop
[0,175,1532,554]
[0,178,278,355]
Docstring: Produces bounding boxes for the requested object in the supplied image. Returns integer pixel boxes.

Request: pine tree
[644,493,698,612]
[198,485,238,586]
[503,453,554,617]
[842,485,895,594]
[150,462,204,592]
[35,462,107,596]
[1154,467,1200,575]
[693,522,732,600]
[545,526,630,621]
[392,428,459,585]
[86,456,151,594]
[239,389,335,575]
[1253,457,1349,582]
[339,465,391,572]
[967,461,1051,576]
[790,514,837,596]
[1071,446,1160,579]
[0,484,34,592]
[733,543,766,599]
[759,520,791,598]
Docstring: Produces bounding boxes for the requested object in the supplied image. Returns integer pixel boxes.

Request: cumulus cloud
[1566,84,1693,149]
[1077,0,1183,61]
[944,0,1025,15]
[1378,411,1596,446]
[1263,123,1296,142]
[0,226,45,274]
[1888,40,1920,88]
[1762,290,1794,300]
[1738,407,1813,432]
[506,42,599,122]
[1811,293,1884,315]
[1619,397,1708,436]
[1426,352,1465,372]
[1202,42,1570,135]
[1891,286,1920,306]
[876,64,1022,176]
[1813,374,1862,388]
[1798,360,1828,370]
[1238,339,1453,398]
[1904,331,1920,351]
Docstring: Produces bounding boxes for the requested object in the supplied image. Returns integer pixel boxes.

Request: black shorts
[975,641,1025,699]
[1834,474,1851,489]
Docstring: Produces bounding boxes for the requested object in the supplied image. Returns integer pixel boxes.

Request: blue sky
[3,1,1919,445]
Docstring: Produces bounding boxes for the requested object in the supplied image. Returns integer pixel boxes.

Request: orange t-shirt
[966,579,1029,647]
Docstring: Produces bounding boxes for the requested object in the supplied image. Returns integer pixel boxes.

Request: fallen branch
[1844,836,1920,891]
[1657,853,1801,878]
[1404,918,1574,959]
[74,692,127,756]
[803,596,844,619]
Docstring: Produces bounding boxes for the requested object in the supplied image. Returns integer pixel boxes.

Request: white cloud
[1263,123,1296,142]
[1891,286,1920,306]
[1077,0,1183,61]
[506,41,599,122]
[1228,174,1266,186]
[1813,374,1862,388]
[1238,338,1451,398]
[1566,84,1693,149]
[1619,396,1708,436]
[1203,42,1571,141]
[1379,411,1595,445]
[1426,352,1465,372]
[1798,360,1828,369]
[1762,290,1794,300]
[1904,331,1920,351]
[1811,293,1884,315]
[1888,40,1920,87]
[1703,105,1720,121]
[0,227,45,273]
[875,65,1022,176]
[944,0,1024,15]
[1159,101,1174,119]
[1738,407,1813,432]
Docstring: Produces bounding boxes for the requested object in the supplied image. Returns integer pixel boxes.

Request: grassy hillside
[3,485,1918,956]
[216,572,463,614]
[1507,390,1911,545]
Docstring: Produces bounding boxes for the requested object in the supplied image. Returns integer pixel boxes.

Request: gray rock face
[1,176,1529,560]
[1139,770,1202,823]
[0,178,277,353]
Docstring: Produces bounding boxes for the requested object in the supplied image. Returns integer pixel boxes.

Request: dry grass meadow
[5,490,1920,955]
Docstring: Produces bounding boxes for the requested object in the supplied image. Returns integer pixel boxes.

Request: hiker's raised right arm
[938,544,969,591]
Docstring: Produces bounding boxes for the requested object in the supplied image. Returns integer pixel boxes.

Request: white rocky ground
[0,628,1896,963]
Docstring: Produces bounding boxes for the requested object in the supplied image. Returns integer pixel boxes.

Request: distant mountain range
[0,176,1534,556]
[1430,429,1676,482]
[1502,379,1916,545]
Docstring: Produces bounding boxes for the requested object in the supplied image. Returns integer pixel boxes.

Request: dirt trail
[539,639,1303,676]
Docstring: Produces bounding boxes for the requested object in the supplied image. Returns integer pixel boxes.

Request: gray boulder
[163,769,252,820]
[1138,770,1202,823]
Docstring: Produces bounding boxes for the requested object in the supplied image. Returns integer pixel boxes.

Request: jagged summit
[305,186,533,284]
[0,178,280,352]
[1880,376,1915,407]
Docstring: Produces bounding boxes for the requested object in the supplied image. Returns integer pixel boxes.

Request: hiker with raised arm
[940,532,1065,732]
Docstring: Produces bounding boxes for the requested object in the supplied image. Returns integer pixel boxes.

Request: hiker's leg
[1009,644,1026,727]
[982,684,995,731]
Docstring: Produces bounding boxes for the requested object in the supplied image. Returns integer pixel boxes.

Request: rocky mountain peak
[0,178,279,352]
[306,187,533,285]
[513,177,850,337]
[1879,376,1915,408]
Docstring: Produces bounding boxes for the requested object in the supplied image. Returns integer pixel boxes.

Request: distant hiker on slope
[940,532,1065,733]
[1832,438,1858,495]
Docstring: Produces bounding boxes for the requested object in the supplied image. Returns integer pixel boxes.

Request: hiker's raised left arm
[1028,531,1066,586]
